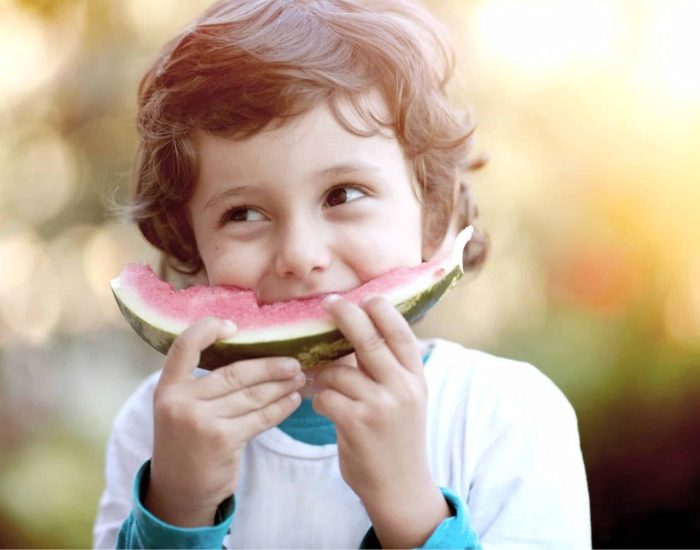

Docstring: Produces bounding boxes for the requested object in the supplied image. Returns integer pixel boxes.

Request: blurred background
[0,0,698,547]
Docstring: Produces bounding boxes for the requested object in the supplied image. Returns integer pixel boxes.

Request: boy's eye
[325,186,366,207]
[223,207,265,223]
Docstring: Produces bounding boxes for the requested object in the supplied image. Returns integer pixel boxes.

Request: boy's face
[188,99,427,303]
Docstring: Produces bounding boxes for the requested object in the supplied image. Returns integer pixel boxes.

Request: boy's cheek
[201,253,265,288]
[345,236,423,282]
[197,235,271,284]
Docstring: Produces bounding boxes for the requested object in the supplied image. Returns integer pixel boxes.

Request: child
[94,1,590,548]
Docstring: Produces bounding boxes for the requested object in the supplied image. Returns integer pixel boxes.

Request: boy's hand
[312,296,450,548]
[145,316,305,528]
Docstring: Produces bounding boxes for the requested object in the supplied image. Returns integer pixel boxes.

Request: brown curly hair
[129,0,488,276]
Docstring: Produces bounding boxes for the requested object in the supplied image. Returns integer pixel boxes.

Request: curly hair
[129,0,488,276]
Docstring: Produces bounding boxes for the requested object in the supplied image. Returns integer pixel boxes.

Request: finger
[361,295,422,373]
[161,317,237,386]
[312,387,356,425]
[228,391,302,440]
[194,356,301,400]
[313,364,374,402]
[323,295,396,382]
[208,373,307,418]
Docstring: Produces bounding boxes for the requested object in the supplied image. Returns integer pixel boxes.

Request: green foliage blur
[1,0,699,547]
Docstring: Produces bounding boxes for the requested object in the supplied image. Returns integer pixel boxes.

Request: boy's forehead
[191,96,418,204]
[187,92,428,228]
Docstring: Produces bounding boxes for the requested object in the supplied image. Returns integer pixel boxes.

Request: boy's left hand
[312,294,450,548]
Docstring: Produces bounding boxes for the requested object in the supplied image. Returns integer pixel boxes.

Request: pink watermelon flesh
[120,256,448,330]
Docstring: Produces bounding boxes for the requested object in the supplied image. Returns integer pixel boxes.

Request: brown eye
[325,186,365,207]
[222,207,265,223]
[326,187,348,206]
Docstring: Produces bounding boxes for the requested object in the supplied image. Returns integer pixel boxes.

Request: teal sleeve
[116,460,234,549]
[359,487,481,549]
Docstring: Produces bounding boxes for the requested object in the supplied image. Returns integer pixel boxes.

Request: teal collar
[276,397,337,445]
[278,346,434,445]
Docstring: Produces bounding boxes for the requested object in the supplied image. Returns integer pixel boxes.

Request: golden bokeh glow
[638,0,700,104]
[472,0,622,78]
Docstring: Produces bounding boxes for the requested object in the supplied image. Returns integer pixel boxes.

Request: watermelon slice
[111,226,474,369]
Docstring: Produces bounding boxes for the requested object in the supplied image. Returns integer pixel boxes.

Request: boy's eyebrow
[315,160,380,179]
[204,185,252,210]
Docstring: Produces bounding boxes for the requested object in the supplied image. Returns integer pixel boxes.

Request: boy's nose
[274,220,331,280]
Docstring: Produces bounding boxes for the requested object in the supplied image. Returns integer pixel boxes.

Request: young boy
[94,1,591,548]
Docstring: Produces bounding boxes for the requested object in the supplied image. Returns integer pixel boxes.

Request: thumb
[160,317,237,385]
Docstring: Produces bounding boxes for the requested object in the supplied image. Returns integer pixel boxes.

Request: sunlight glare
[0,4,86,102]
[0,8,48,99]
[472,0,620,77]
[640,1,700,103]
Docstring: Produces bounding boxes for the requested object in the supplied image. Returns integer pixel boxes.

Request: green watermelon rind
[113,264,463,369]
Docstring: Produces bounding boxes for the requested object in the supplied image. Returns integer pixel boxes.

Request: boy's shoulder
[425,339,577,424]
[426,338,556,385]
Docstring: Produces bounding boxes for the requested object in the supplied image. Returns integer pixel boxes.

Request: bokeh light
[0,6,51,100]
[0,2,86,102]
[0,231,61,346]
[664,258,700,346]
[124,0,213,48]
[3,129,80,225]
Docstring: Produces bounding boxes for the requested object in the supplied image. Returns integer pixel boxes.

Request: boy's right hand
[144,316,305,528]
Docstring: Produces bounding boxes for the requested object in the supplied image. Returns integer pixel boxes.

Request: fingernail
[289,392,301,403]
[322,294,341,307]
[221,319,237,334]
[293,372,306,385]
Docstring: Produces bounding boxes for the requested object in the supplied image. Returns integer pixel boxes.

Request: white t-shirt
[93,339,591,549]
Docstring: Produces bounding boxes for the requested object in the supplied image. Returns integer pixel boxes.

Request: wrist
[362,477,450,549]
[143,463,225,528]
[144,489,221,528]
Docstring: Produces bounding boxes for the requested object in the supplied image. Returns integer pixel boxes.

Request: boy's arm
[116,460,234,550]
[360,487,481,549]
